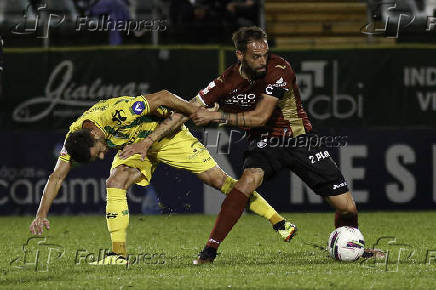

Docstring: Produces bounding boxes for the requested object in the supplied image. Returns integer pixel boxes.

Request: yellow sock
[112,242,127,257]
[269,213,284,225]
[106,187,129,257]
[220,177,284,225]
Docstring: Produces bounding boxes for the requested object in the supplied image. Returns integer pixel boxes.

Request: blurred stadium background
[0,0,435,217]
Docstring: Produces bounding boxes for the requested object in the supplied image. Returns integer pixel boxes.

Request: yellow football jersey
[59,95,170,162]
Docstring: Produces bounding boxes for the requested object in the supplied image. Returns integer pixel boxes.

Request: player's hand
[119,138,152,161]
[30,216,50,235]
[191,107,219,126]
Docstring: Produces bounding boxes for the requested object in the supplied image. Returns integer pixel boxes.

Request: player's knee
[106,166,133,189]
[238,168,264,192]
[106,175,124,189]
[197,167,227,190]
[337,202,358,216]
[245,168,264,186]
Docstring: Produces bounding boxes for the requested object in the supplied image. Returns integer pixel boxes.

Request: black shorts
[243,134,349,197]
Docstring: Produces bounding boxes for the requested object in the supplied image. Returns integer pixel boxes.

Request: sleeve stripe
[59,155,71,162]
[195,94,206,106]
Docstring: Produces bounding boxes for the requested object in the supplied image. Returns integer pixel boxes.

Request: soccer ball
[328,226,365,261]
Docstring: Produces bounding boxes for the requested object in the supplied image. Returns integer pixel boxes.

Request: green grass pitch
[1,212,436,289]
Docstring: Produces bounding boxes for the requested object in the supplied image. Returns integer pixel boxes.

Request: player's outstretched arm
[144,90,199,116]
[145,96,208,143]
[119,97,205,160]
[192,94,278,128]
[29,159,71,235]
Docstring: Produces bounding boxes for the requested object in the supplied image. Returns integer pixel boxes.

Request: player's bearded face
[241,40,269,79]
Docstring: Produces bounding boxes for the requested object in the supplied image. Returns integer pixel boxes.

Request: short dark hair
[65,128,95,163]
[232,26,267,52]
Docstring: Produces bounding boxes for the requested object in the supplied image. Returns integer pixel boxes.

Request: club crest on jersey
[131,101,145,115]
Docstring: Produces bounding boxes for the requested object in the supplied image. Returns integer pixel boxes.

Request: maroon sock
[206,188,249,249]
[335,211,358,228]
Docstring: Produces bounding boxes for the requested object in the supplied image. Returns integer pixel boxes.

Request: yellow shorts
[111,127,217,186]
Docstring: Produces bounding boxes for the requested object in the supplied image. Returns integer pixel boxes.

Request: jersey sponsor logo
[224,93,256,106]
[275,64,286,70]
[112,109,127,125]
[257,139,267,148]
[274,77,287,87]
[265,77,288,95]
[106,212,118,219]
[131,101,145,115]
[265,85,288,95]
[333,182,347,190]
[200,81,216,96]
[208,81,215,89]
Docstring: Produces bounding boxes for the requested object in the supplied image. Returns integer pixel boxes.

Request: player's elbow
[155,90,173,106]
[158,89,171,97]
[254,114,268,127]
[258,117,268,127]
[146,90,171,108]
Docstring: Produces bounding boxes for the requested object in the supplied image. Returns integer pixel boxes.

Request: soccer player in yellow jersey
[29,90,295,264]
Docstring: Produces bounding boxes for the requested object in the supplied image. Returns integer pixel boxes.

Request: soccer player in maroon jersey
[120,26,380,263]
[189,26,364,263]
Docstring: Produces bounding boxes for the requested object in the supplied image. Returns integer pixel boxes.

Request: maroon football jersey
[197,54,312,139]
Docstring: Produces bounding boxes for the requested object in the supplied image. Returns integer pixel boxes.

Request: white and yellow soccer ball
[328,226,365,261]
